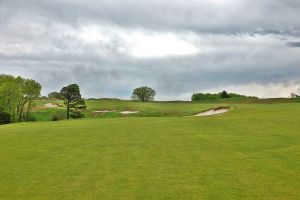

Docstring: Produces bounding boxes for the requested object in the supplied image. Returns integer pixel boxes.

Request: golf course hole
[195,107,230,116]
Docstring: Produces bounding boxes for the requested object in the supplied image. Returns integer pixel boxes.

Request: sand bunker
[92,110,140,115]
[44,103,58,108]
[195,107,230,116]
[93,110,117,114]
[120,110,140,114]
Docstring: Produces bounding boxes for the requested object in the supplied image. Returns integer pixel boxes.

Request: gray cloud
[287,41,300,48]
[0,0,300,99]
[1,0,300,36]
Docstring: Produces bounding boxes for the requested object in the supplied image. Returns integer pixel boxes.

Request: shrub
[24,114,37,122]
[52,110,66,121]
[0,111,11,125]
[70,110,85,119]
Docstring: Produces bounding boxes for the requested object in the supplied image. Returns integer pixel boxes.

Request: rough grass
[33,99,221,119]
[32,98,300,120]
[0,103,300,199]
[85,99,229,117]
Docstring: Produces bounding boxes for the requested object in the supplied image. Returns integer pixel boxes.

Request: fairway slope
[1,103,300,199]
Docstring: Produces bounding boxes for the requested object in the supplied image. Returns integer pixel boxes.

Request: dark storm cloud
[1,0,300,36]
[0,0,300,99]
[2,47,299,99]
[287,41,300,48]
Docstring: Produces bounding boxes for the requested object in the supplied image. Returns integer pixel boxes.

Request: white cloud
[78,25,199,58]
[126,32,199,58]
[208,0,237,6]
[78,25,110,43]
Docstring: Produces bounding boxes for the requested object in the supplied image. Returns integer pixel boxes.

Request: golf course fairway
[0,103,299,199]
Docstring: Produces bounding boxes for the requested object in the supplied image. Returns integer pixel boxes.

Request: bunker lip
[195,107,230,116]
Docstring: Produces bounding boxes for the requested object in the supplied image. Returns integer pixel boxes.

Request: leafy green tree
[69,99,86,118]
[16,78,41,120]
[24,79,41,119]
[131,86,156,102]
[0,75,23,121]
[48,92,63,99]
[221,90,230,98]
[60,84,86,119]
[0,74,41,121]
[0,74,42,121]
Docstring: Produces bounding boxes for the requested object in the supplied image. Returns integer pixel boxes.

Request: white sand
[120,110,140,114]
[44,103,58,108]
[195,107,230,116]
[93,110,116,113]
[92,110,140,115]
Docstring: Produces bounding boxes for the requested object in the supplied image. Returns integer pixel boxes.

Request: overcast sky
[1,0,300,100]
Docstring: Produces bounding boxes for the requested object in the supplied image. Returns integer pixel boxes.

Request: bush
[52,110,66,121]
[70,110,85,119]
[24,114,37,122]
[0,111,11,125]
[191,93,220,101]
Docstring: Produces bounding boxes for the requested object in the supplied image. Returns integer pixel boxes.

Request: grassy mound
[32,99,222,120]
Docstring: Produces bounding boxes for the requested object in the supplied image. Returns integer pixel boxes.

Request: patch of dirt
[195,107,230,116]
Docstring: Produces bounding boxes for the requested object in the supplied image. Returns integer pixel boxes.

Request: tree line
[1,73,266,125]
[191,91,256,101]
[1,73,259,125]
[0,74,87,124]
[0,75,158,124]
[0,74,41,124]
[50,86,157,103]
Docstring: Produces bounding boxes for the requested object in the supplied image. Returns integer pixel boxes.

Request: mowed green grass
[0,103,300,199]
